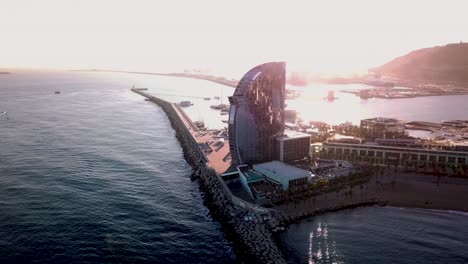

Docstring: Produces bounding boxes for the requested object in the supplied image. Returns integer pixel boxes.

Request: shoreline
[274,169,468,223]
[75,69,239,88]
[131,89,468,263]
[78,69,468,100]
[342,88,468,99]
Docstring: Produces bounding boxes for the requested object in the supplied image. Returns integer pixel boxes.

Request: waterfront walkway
[133,88,231,174]
[172,103,231,173]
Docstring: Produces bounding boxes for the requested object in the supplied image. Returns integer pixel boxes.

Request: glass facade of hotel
[228,62,286,165]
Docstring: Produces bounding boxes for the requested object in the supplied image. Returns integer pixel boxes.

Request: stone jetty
[131,89,287,264]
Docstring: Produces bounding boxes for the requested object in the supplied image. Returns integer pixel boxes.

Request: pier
[131,88,287,264]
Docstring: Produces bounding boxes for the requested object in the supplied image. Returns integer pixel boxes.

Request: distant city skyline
[1,0,467,76]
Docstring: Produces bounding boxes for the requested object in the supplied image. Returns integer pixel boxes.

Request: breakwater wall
[132,89,206,166]
[131,89,287,264]
[283,201,386,224]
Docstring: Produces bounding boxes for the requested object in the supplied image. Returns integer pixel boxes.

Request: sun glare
[1,0,467,74]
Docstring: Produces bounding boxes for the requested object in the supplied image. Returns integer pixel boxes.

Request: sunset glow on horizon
[1,0,467,76]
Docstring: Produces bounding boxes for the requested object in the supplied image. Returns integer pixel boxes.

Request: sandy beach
[275,169,468,219]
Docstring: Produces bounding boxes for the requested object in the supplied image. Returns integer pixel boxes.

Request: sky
[1,0,467,76]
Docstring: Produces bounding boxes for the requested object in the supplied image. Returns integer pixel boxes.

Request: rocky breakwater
[282,201,386,224]
[198,167,287,264]
[131,89,206,166]
[132,89,287,264]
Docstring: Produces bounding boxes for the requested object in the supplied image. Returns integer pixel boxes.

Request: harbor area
[131,59,468,263]
[132,87,290,264]
[172,103,231,173]
[131,81,468,264]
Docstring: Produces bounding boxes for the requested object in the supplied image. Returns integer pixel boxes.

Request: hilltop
[376,43,468,83]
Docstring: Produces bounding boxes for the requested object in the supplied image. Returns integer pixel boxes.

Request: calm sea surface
[1,70,467,264]
[0,70,236,264]
[279,207,468,264]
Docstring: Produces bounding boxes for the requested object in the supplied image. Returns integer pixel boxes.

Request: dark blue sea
[1,70,467,264]
[0,70,237,264]
[280,207,468,264]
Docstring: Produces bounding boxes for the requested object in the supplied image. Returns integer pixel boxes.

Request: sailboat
[194,108,205,129]
[210,87,228,110]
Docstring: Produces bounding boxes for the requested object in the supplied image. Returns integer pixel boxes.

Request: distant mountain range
[375,43,468,83]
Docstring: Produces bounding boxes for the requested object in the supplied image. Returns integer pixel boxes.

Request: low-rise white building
[253,161,314,190]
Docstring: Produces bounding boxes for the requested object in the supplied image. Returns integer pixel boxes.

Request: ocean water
[1,70,468,264]
[279,207,468,264]
[0,70,237,264]
[287,83,468,125]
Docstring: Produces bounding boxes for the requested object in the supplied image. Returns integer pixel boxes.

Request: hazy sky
[1,0,467,75]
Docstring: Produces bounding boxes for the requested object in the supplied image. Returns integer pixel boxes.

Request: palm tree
[403,160,409,171]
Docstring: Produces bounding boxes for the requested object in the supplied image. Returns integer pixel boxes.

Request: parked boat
[210,103,228,110]
[194,121,205,129]
[220,108,229,115]
[54,91,61,94]
[203,97,211,100]
[178,101,194,107]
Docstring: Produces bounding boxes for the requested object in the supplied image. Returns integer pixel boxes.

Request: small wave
[388,206,468,219]
[440,209,468,217]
